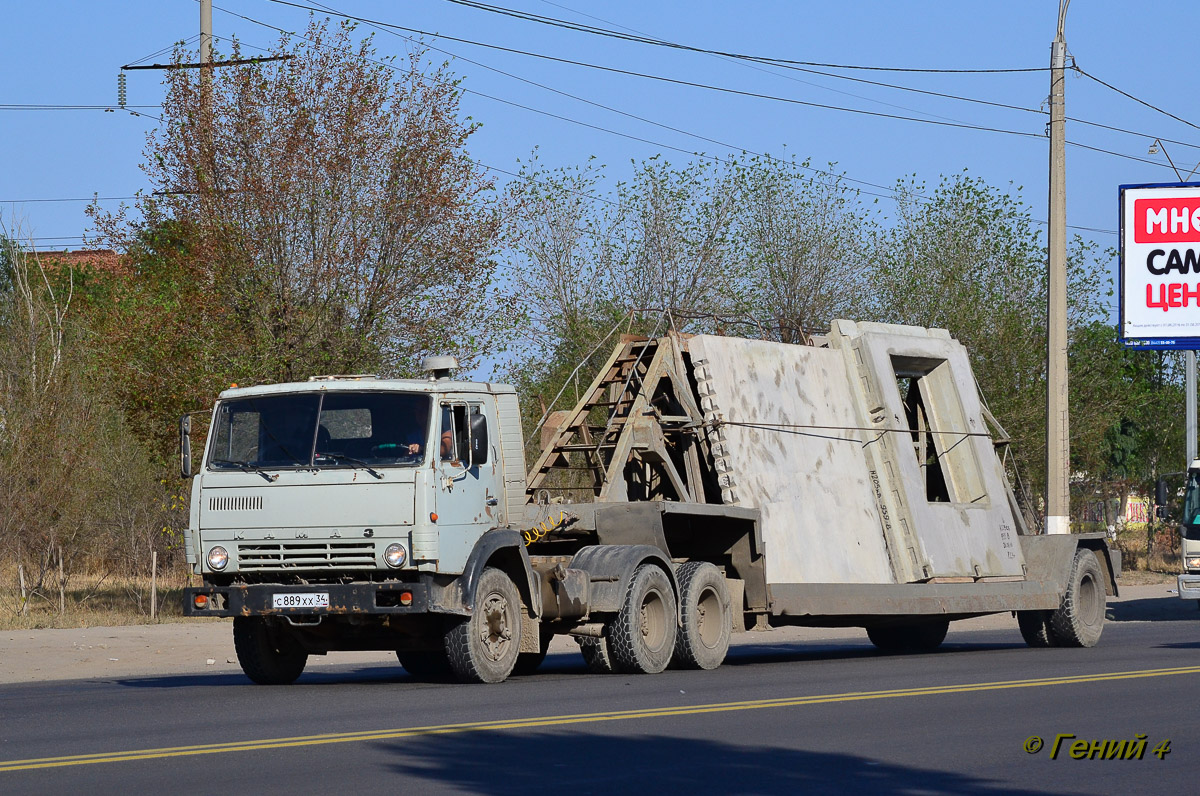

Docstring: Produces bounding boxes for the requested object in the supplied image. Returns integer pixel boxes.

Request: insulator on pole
[117,72,127,108]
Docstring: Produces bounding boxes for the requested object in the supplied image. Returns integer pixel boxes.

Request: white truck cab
[1175,459,1200,601]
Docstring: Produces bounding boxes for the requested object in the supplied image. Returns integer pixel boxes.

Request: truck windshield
[1186,471,1200,525]
[208,392,432,470]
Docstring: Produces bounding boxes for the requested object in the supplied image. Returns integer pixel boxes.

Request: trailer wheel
[1049,549,1106,648]
[512,628,555,676]
[233,616,308,685]
[867,619,948,653]
[609,564,677,674]
[1016,610,1059,648]
[396,649,452,680]
[445,567,523,683]
[866,625,907,652]
[671,562,732,670]
[577,636,615,674]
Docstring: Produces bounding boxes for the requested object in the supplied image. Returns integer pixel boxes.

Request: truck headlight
[208,546,229,571]
[384,543,407,568]
[1187,556,1200,570]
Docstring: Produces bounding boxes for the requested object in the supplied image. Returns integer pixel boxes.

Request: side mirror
[1156,478,1169,507]
[180,414,193,478]
[470,412,489,465]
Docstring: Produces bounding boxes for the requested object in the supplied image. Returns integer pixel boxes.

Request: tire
[1017,610,1059,648]
[908,619,949,652]
[867,619,948,653]
[233,616,308,685]
[671,562,732,670]
[512,627,555,676]
[396,649,453,680]
[866,625,907,653]
[608,564,678,674]
[1050,549,1106,648]
[577,636,615,674]
[445,567,523,683]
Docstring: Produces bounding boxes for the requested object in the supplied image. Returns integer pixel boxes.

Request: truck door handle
[486,497,499,506]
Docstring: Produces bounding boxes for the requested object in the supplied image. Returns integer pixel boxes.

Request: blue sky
[3,0,1197,292]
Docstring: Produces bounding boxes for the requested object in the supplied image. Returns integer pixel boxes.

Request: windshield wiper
[210,459,279,483]
[316,452,384,479]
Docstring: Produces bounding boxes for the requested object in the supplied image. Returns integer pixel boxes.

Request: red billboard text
[1133,197,1200,243]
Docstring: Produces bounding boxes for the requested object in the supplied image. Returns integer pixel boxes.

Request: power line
[270,0,1048,138]
[0,196,138,203]
[0,104,165,123]
[259,0,1181,174]
[431,0,1050,74]
[539,0,1200,154]
[125,34,201,68]
[1075,65,1200,133]
[219,5,1123,236]
[0,104,159,110]
[216,4,902,198]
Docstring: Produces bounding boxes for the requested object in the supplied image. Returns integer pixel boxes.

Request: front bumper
[1178,574,1200,600]
[183,580,432,617]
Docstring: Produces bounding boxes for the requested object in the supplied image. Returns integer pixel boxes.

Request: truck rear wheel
[1017,610,1059,648]
[577,636,615,674]
[609,564,677,674]
[672,562,732,670]
[445,567,523,683]
[1049,549,1106,648]
[233,616,308,685]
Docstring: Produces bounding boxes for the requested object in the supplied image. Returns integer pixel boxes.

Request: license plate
[272,592,329,609]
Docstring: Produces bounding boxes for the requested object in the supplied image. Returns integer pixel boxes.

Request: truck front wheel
[445,567,523,683]
[233,616,308,685]
[1049,549,1106,647]
[609,564,677,674]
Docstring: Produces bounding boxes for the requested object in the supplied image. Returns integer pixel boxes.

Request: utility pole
[1046,0,1071,535]
[200,0,214,203]
[1189,352,1197,465]
[200,0,212,80]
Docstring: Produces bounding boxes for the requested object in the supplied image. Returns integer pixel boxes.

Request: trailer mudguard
[569,544,678,615]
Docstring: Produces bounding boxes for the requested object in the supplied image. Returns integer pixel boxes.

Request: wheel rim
[696,585,722,649]
[639,588,668,652]
[1078,572,1101,626]
[479,590,513,662]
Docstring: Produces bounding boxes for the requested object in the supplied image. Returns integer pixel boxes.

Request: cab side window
[440,405,465,463]
[440,403,488,466]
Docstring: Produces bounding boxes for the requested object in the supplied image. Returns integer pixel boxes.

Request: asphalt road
[1,599,1197,795]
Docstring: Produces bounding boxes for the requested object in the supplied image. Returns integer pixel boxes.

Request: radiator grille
[208,495,264,512]
[237,541,376,571]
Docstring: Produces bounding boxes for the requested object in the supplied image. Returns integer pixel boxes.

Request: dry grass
[0,568,195,630]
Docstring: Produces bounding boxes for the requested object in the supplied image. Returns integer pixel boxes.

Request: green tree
[90,19,511,388]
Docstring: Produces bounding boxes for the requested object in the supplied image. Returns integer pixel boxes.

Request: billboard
[1120,182,1200,349]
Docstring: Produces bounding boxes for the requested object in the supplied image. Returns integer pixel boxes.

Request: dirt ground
[1,574,1186,685]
